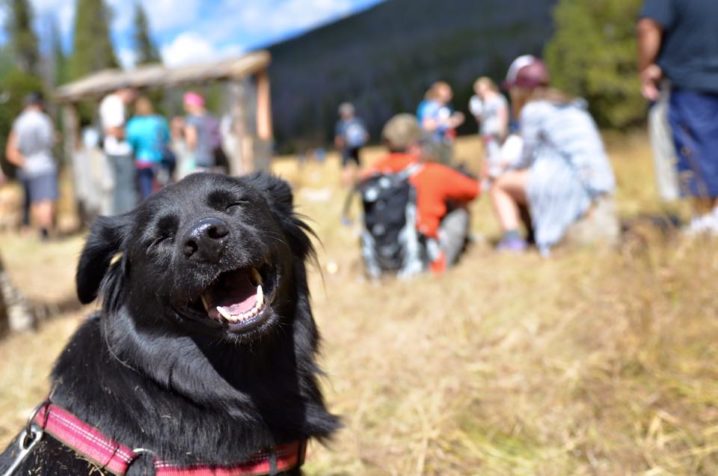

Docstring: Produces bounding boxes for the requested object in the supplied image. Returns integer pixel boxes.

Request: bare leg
[32,200,55,237]
[490,169,529,232]
[341,164,358,188]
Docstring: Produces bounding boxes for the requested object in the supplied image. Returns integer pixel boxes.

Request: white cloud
[220,0,354,37]
[141,0,202,33]
[161,32,243,67]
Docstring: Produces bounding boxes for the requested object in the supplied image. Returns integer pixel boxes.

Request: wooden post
[254,70,272,172]
[61,103,82,225]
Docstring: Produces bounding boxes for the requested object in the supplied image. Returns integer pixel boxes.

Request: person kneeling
[359,114,480,277]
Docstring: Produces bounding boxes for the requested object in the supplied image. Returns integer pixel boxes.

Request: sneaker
[496,235,528,252]
[684,211,718,237]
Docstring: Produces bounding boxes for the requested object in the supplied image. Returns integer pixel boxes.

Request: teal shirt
[126,115,170,164]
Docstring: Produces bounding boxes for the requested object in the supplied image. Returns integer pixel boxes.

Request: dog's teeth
[256,285,264,308]
[201,295,210,311]
[216,306,234,321]
[251,268,263,286]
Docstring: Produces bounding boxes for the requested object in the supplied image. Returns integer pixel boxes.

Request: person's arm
[636,18,664,101]
[449,111,465,129]
[497,99,509,141]
[439,166,481,203]
[5,131,25,168]
[185,122,198,151]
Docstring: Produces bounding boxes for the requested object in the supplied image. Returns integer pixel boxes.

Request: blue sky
[0,0,384,67]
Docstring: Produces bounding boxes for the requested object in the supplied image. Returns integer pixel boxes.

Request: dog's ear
[245,172,294,217]
[76,214,131,304]
[245,172,315,260]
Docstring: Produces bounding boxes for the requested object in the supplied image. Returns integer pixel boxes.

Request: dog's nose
[183,217,230,262]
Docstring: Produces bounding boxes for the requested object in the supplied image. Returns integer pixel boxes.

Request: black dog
[0,173,339,475]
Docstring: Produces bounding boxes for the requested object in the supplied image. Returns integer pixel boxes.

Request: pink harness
[31,403,306,475]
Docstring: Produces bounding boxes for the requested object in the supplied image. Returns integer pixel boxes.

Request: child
[469,77,510,182]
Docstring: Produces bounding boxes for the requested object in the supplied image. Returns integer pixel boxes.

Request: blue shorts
[23,173,59,203]
[669,88,718,198]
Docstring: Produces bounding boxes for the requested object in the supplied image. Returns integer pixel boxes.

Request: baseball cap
[183,91,205,108]
[382,114,423,150]
[503,55,550,90]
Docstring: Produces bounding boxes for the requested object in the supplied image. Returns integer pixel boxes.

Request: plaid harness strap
[33,403,306,476]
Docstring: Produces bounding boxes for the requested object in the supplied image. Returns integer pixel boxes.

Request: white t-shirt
[99,93,131,155]
[12,109,56,178]
[469,94,508,138]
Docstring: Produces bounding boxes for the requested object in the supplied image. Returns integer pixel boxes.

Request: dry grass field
[1,135,717,475]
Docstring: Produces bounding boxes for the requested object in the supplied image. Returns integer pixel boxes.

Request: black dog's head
[76,172,314,343]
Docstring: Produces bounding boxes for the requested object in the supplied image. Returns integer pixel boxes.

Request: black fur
[0,173,339,475]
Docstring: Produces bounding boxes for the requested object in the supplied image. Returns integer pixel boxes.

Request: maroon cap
[503,55,550,90]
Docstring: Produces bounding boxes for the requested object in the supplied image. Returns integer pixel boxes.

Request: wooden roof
[55,51,270,103]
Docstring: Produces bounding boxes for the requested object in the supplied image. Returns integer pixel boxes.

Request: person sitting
[126,96,171,200]
[490,55,618,255]
[363,114,480,273]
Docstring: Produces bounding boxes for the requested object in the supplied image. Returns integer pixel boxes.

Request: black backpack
[351,165,426,279]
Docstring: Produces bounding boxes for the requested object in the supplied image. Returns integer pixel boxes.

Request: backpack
[354,165,426,279]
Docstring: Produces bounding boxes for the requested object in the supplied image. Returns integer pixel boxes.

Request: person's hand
[451,111,465,128]
[640,64,663,101]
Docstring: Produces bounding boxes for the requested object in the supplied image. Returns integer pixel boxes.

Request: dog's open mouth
[200,266,271,331]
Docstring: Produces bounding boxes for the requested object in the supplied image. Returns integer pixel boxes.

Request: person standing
[417,81,464,165]
[126,97,171,200]
[5,92,58,240]
[183,91,222,173]
[469,77,510,181]
[638,0,718,234]
[334,102,368,186]
[99,86,137,215]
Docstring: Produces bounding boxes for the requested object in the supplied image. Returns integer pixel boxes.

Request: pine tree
[544,0,645,129]
[133,3,161,65]
[50,17,68,86]
[69,0,119,80]
[5,0,41,75]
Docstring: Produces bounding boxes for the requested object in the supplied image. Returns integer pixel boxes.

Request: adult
[469,77,510,180]
[637,0,718,234]
[126,97,171,200]
[334,102,368,187]
[5,92,58,240]
[183,91,222,173]
[364,114,480,273]
[490,55,617,254]
[99,86,137,215]
[416,81,464,165]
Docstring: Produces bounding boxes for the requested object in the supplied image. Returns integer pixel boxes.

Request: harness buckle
[1,424,44,476]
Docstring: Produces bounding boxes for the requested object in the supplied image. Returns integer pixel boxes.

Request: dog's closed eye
[149,215,179,248]
[225,200,249,215]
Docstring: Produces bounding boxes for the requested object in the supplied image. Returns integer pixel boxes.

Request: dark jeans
[669,87,718,198]
[137,166,155,200]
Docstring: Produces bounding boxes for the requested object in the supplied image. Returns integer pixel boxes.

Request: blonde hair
[425,81,451,100]
[474,76,498,93]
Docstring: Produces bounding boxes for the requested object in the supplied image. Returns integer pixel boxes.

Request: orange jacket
[366,153,480,239]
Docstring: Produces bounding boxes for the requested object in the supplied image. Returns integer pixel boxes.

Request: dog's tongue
[207,270,257,314]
